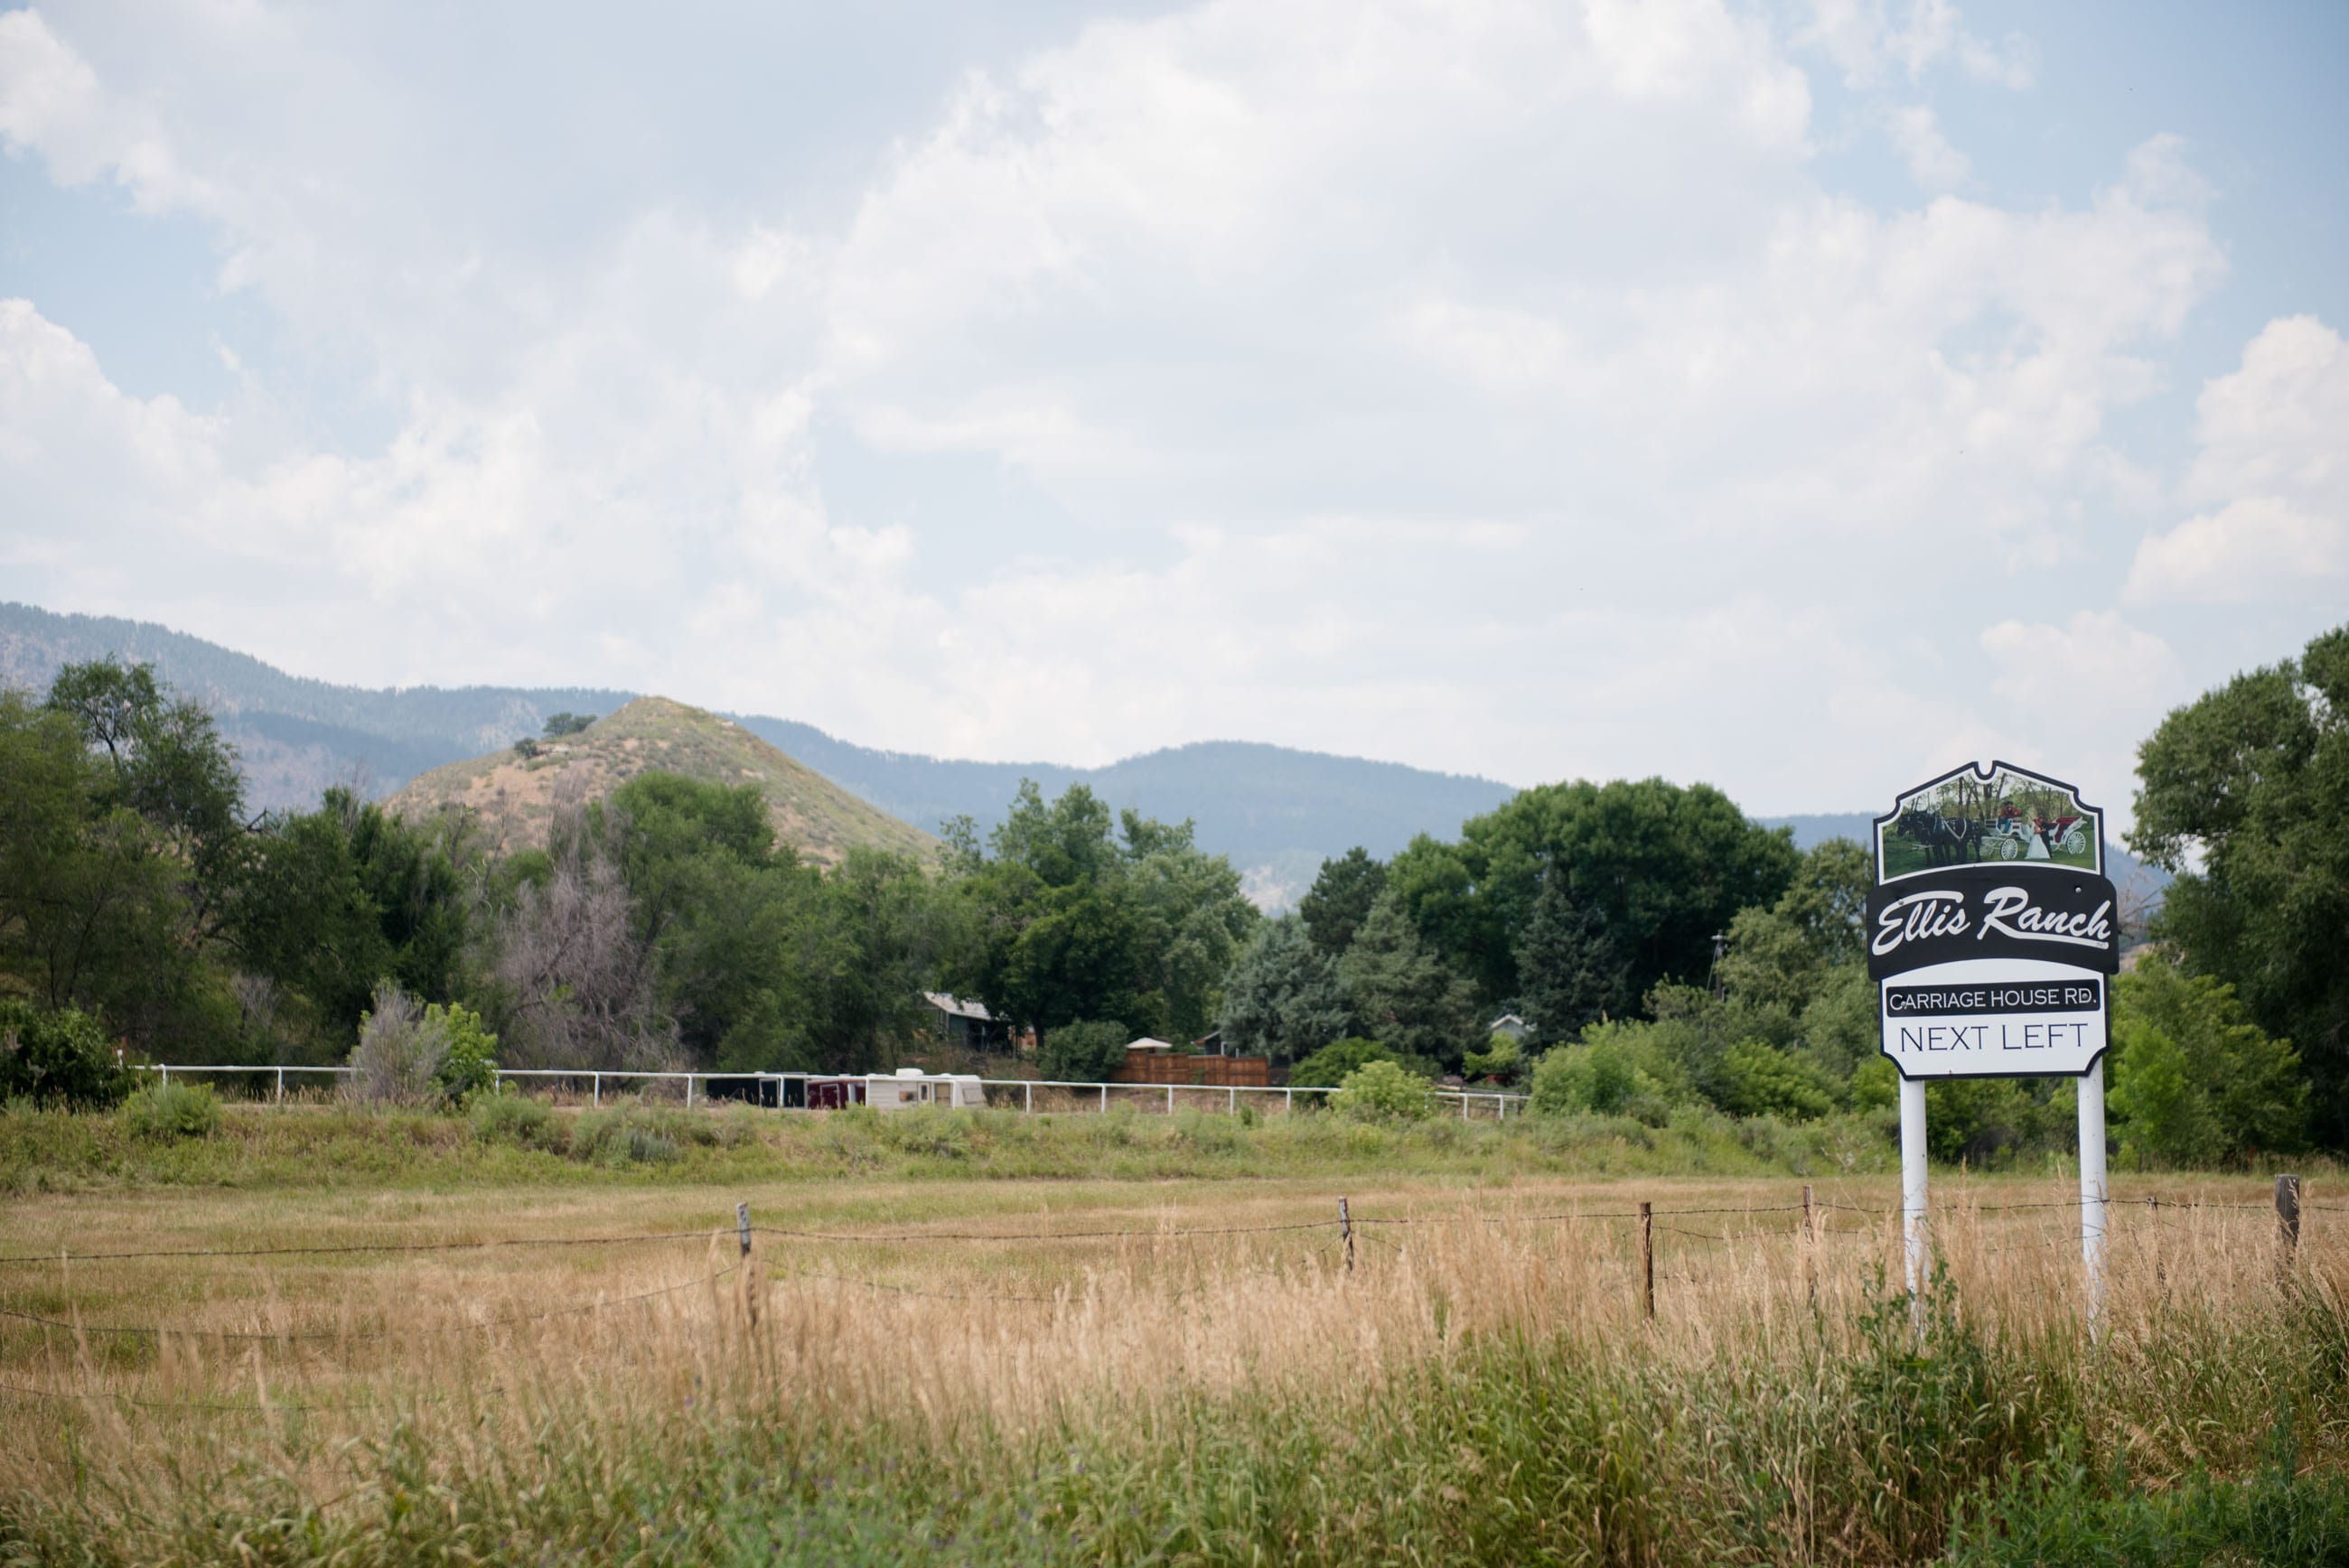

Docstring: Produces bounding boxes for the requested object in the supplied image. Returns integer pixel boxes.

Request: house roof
[922,992,994,1022]
[1125,1037,1177,1051]
[1488,1013,1528,1029]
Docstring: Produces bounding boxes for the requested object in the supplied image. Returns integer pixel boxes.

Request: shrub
[346,983,448,1106]
[430,1002,500,1104]
[1331,1059,1435,1123]
[1713,1040,1837,1121]
[122,1080,220,1139]
[1462,1032,1523,1084]
[569,1105,716,1166]
[0,1001,130,1110]
[471,1092,564,1153]
[1036,1019,1128,1082]
[1288,1037,1435,1089]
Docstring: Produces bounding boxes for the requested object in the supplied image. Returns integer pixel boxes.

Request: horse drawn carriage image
[1876,763,2101,880]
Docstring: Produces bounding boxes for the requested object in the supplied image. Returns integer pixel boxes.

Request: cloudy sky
[2,0,2343,820]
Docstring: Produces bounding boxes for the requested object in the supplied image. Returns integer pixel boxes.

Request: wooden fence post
[1640,1201,1654,1321]
[2278,1174,2302,1287]
[1802,1185,1818,1312]
[1339,1197,1354,1274]
[735,1201,758,1326]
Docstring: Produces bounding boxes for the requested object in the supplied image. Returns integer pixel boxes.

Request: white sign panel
[1877,957,2107,1078]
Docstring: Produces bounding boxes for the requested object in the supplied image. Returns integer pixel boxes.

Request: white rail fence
[139,1063,1530,1119]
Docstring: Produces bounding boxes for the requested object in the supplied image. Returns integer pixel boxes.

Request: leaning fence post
[1640,1201,1655,1321]
[1339,1197,1354,1274]
[2278,1174,2302,1287]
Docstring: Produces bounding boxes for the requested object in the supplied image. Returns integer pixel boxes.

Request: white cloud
[0,0,2300,823]
[1805,0,2035,89]
[1886,103,1969,189]
[2126,315,2349,603]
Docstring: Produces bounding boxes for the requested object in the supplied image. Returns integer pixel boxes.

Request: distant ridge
[384,696,937,866]
[0,602,1521,907]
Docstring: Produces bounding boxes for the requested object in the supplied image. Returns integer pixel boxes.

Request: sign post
[1867,762,2119,1332]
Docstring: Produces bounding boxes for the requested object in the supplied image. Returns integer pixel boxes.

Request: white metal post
[686,1074,695,1110]
[1100,1084,1108,1113]
[1899,1074,1929,1314]
[1167,1085,1174,1115]
[2078,1059,2108,1334]
[1229,1087,1236,1114]
[593,1072,601,1107]
[160,1064,169,1087]
[276,1067,285,1102]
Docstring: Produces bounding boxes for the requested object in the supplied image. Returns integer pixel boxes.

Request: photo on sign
[1876,763,2100,882]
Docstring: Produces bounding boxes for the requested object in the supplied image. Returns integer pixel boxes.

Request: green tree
[944,781,1253,1042]
[0,689,207,1053]
[1298,847,1387,957]
[230,789,472,1050]
[2130,622,2348,1140]
[1386,777,1800,1010]
[1513,873,1627,1045]
[2109,951,2307,1160]
[1035,1017,1128,1081]
[1336,893,1481,1070]
[542,712,595,738]
[1218,916,1354,1064]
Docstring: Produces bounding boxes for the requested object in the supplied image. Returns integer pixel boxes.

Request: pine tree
[1516,873,1627,1046]
[1337,893,1479,1068]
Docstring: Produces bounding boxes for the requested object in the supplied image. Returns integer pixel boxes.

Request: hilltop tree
[1298,846,1387,957]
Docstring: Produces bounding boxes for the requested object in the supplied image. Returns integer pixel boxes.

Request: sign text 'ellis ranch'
[1867,763,2117,1080]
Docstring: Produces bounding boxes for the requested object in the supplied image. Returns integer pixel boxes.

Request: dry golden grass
[0,1169,2326,1511]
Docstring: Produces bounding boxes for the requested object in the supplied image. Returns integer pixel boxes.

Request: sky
[1,0,2344,823]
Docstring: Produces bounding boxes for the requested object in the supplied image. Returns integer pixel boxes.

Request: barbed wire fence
[0,1178,2316,1416]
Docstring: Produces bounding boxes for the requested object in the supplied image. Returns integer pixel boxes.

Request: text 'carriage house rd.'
[1866,762,2119,1079]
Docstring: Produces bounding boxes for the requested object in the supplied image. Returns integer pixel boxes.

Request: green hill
[384,696,937,866]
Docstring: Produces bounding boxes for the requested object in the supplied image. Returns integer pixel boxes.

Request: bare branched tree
[491,816,678,1070]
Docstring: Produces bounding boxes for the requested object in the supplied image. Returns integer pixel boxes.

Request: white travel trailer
[805,1067,988,1111]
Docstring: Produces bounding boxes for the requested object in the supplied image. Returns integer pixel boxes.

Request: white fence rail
[138,1063,1530,1119]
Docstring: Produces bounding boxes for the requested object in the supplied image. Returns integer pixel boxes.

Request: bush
[1331,1059,1435,1123]
[346,982,448,1106]
[1713,1040,1837,1121]
[569,1105,716,1166]
[1462,1032,1523,1084]
[0,1001,130,1110]
[471,1092,564,1153]
[431,1001,500,1104]
[122,1080,220,1139]
[1036,1019,1129,1082]
[1288,1038,1434,1089]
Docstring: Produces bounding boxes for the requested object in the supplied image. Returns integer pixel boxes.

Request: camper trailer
[805,1067,988,1112]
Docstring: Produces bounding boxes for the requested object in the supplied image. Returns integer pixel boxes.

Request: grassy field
[0,1094,1912,1195]
[4,1101,2346,1564]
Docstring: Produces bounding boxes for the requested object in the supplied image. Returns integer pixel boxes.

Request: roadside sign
[1867,761,2116,1332]
[1867,763,2117,1078]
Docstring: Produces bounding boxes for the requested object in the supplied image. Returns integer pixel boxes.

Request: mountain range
[0,602,2163,905]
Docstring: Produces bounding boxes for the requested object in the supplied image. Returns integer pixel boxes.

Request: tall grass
[3,1187,2344,1563]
